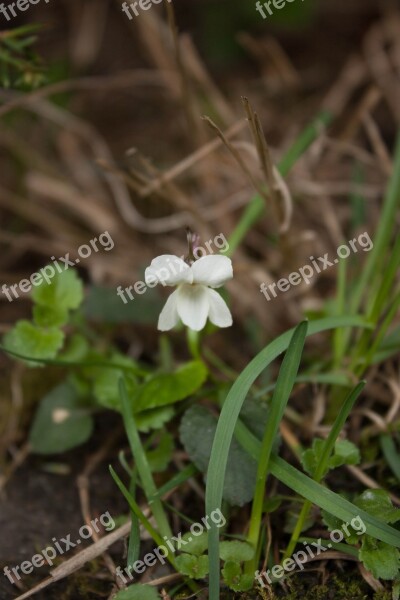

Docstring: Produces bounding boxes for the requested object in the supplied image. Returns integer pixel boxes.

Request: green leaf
[33,304,69,327]
[3,320,64,365]
[29,382,93,454]
[222,561,253,592]
[58,333,90,362]
[112,583,159,600]
[84,285,162,324]
[219,541,254,562]
[180,405,257,506]
[32,266,84,311]
[175,554,209,579]
[360,536,400,580]
[135,406,175,433]
[93,355,138,410]
[146,432,174,473]
[355,490,400,524]
[330,439,360,468]
[134,361,208,413]
[180,531,208,556]
[302,438,360,477]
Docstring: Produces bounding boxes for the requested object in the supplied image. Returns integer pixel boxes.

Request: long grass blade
[246,321,308,567]
[206,315,371,599]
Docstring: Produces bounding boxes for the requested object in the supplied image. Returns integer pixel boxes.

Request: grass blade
[284,381,365,558]
[246,321,308,567]
[206,315,371,599]
[119,378,172,539]
[381,434,400,482]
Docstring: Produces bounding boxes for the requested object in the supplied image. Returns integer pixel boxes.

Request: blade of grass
[109,465,167,548]
[349,132,400,317]
[380,434,400,482]
[252,371,352,398]
[333,255,348,368]
[206,315,371,600]
[270,454,400,547]
[283,381,365,559]
[119,378,172,539]
[153,464,199,499]
[246,321,308,573]
[233,421,400,546]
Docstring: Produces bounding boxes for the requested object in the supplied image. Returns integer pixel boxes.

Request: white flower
[145,254,233,332]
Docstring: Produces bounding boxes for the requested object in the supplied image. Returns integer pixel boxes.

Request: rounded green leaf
[3,320,64,365]
[33,304,69,328]
[222,561,253,592]
[29,382,93,454]
[32,266,84,311]
[219,540,254,562]
[175,554,209,579]
[360,537,400,580]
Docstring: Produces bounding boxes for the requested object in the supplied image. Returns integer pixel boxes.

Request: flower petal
[190,255,233,288]
[207,288,233,328]
[145,255,192,287]
[158,290,180,331]
[176,284,209,331]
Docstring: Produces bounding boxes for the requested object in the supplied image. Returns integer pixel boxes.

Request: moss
[219,573,391,600]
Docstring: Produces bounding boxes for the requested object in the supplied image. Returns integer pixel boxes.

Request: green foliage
[323,490,400,580]
[134,361,207,412]
[0,25,48,90]
[112,584,159,600]
[93,355,138,410]
[146,431,174,473]
[180,532,209,556]
[29,381,93,454]
[135,406,175,434]
[355,490,400,524]
[360,537,400,580]
[3,265,85,367]
[32,266,84,311]
[302,438,360,477]
[33,305,69,328]
[3,320,65,365]
[221,561,253,592]
[219,540,254,562]
[175,554,209,579]
[180,404,258,506]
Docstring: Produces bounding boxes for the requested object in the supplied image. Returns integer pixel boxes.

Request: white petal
[176,284,209,331]
[158,290,180,331]
[207,288,233,328]
[190,255,233,288]
[145,255,192,287]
